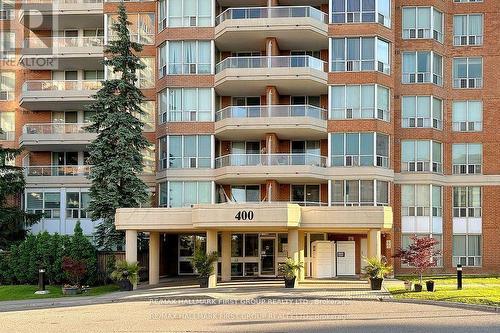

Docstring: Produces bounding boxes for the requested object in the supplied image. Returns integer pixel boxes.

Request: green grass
[0,284,120,302]
[388,276,500,306]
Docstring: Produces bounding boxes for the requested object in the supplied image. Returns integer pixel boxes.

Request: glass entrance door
[260,238,275,275]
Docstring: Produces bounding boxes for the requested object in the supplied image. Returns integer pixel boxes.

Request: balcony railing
[24,36,104,49]
[401,161,442,173]
[0,131,15,141]
[22,0,102,4]
[216,56,326,73]
[215,153,327,168]
[215,6,328,25]
[22,80,102,92]
[216,105,327,121]
[402,117,443,130]
[23,123,93,134]
[452,121,482,132]
[24,165,91,177]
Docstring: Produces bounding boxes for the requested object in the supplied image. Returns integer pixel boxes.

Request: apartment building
[1,0,498,286]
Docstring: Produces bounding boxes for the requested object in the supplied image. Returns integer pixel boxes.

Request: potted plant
[191,246,218,288]
[111,260,140,291]
[426,280,435,292]
[414,283,423,292]
[362,257,393,290]
[404,280,413,291]
[61,256,86,295]
[278,258,303,288]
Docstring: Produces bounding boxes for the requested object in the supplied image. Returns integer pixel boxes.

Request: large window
[453,57,482,89]
[331,132,389,168]
[107,13,155,44]
[401,96,442,129]
[401,184,442,217]
[136,101,155,132]
[159,40,212,77]
[0,31,15,59]
[66,191,90,219]
[331,0,391,28]
[454,14,483,46]
[330,84,389,121]
[452,101,482,132]
[26,192,61,219]
[107,57,154,89]
[230,185,260,203]
[159,88,212,123]
[0,71,14,101]
[159,0,212,30]
[159,181,212,207]
[0,112,14,141]
[291,185,322,206]
[401,140,442,173]
[330,37,390,74]
[159,135,212,169]
[402,51,443,86]
[331,179,389,206]
[453,186,481,218]
[0,1,14,20]
[402,7,443,43]
[452,143,482,175]
[453,235,481,267]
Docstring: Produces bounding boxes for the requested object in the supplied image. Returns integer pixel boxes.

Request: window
[0,31,15,59]
[66,191,90,219]
[106,57,153,88]
[452,143,482,174]
[402,234,442,266]
[178,234,205,274]
[402,7,443,43]
[291,185,321,206]
[231,185,260,203]
[401,96,442,129]
[453,0,483,3]
[0,0,14,20]
[331,179,388,206]
[159,40,212,77]
[0,112,14,141]
[159,0,212,30]
[401,140,442,173]
[331,132,389,168]
[453,57,482,89]
[159,88,212,123]
[136,101,155,132]
[26,192,61,219]
[453,235,481,267]
[159,181,212,207]
[107,13,155,44]
[402,51,443,85]
[0,71,14,101]
[454,14,483,46]
[159,135,211,169]
[330,37,390,74]
[401,184,442,217]
[452,101,482,132]
[453,186,481,218]
[142,146,155,174]
[331,0,391,28]
[330,84,390,121]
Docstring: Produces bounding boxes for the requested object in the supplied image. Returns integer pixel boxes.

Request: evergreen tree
[0,128,40,249]
[86,2,149,250]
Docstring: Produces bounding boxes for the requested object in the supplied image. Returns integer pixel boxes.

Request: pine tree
[0,128,41,250]
[86,2,150,250]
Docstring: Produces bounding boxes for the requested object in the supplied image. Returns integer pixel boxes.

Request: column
[367,229,381,259]
[288,229,299,287]
[221,231,231,282]
[125,230,138,263]
[149,232,160,285]
[206,230,218,288]
[298,231,305,282]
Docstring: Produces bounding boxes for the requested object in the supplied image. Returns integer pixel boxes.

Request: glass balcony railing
[23,123,94,135]
[215,6,328,25]
[216,56,326,73]
[25,165,91,177]
[216,105,327,121]
[23,36,104,49]
[22,80,102,92]
[215,153,327,168]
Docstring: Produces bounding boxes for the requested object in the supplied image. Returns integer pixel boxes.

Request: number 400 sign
[234,210,254,221]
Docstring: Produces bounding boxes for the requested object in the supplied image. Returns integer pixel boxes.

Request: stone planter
[62,286,81,296]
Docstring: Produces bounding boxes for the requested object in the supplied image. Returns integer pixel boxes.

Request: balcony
[215,56,328,95]
[215,105,327,140]
[21,37,104,70]
[215,6,328,51]
[19,123,97,151]
[24,165,91,186]
[20,0,103,30]
[20,80,101,111]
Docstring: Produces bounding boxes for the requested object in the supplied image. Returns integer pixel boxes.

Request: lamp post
[457,264,463,290]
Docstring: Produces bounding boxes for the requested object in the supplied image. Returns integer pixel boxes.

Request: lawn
[0,284,120,302]
[388,276,500,306]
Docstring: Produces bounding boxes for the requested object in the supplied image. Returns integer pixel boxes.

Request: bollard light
[34,268,50,295]
[457,264,463,290]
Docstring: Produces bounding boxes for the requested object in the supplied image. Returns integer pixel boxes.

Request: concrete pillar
[149,232,160,285]
[298,231,305,282]
[265,37,280,56]
[288,229,299,287]
[206,230,218,288]
[367,229,382,259]
[125,230,138,263]
[221,231,231,282]
[265,86,280,105]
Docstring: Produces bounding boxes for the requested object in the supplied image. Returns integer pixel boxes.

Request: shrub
[62,256,87,286]
[110,260,140,285]
[191,246,218,278]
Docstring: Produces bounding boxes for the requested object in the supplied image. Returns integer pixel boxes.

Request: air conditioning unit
[189,157,197,168]
[416,161,424,172]
[409,73,416,83]
[346,61,354,72]
[461,36,468,45]
[409,29,416,39]
[189,63,197,74]
[417,73,425,83]
[409,118,416,127]
[346,108,353,119]
[189,16,197,26]
[345,156,353,166]
[417,29,424,38]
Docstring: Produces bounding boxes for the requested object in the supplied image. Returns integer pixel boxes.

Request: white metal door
[336,241,356,276]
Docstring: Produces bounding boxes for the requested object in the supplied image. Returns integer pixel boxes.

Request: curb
[381,298,499,313]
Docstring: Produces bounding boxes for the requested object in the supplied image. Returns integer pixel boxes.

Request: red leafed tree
[62,256,87,286]
[393,235,441,284]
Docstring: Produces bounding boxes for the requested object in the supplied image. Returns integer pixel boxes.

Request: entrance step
[300,278,367,285]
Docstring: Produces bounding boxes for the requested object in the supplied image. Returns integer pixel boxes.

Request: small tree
[393,235,441,285]
[62,257,87,287]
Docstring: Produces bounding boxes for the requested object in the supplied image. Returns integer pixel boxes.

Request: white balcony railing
[216,55,326,73]
[24,165,91,177]
[216,105,327,121]
[23,123,93,135]
[24,36,104,49]
[215,6,328,25]
[22,80,102,92]
[452,121,482,132]
[215,153,327,168]
[22,0,103,4]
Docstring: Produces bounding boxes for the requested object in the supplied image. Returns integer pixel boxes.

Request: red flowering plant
[62,256,87,288]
